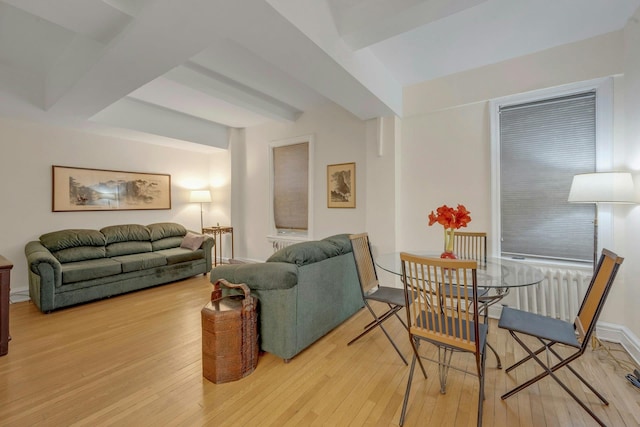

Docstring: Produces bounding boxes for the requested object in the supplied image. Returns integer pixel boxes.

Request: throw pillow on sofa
[181,232,205,251]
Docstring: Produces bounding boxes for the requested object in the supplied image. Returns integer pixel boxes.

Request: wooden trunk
[201,280,258,384]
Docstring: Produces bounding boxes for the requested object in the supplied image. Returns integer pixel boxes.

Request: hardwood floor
[1,275,639,426]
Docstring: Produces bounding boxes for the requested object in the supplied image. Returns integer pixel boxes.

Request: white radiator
[506,264,593,322]
[267,235,308,253]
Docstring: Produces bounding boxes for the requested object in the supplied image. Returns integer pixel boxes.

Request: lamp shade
[189,190,212,203]
[568,172,635,204]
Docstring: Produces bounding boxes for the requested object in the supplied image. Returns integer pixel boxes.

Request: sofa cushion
[322,234,353,254]
[112,252,168,273]
[151,236,184,251]
[61,258,122,285]
[155,247,204,265]
[148,222,187,241]
[266,240,341,266]
[40,229,106,252]
[106,241,153,257]
[53,246,106,263]
[101,224,151,244]
[180,232,205,250]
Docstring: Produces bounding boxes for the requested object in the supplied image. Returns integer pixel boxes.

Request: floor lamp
[190,190,212,232]
[568,171,635,355]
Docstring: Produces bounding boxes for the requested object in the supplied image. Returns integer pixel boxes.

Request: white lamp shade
[568,172,636,203]
[189,190,212,203]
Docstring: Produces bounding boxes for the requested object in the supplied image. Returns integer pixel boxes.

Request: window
[491,78,613,262]
[269,135,314,238]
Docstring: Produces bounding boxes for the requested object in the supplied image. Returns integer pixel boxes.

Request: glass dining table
[374,251,546,368]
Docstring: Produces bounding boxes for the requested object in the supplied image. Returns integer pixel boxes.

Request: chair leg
[361,303,407,330]
[501,332,608,427]
[409,336,428,379]
[348,303,408,365]
[378,322,408,365]
[477,352,486,427]
[505,341,549,373]
[486,342,502,369]
[437,347,454,394]
[399,353,418,426]
[546,345,609,405]
[349,303,401,342]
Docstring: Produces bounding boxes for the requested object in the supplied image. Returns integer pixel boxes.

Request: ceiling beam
[91,97,230,149]
[44,0,231,120]
[164,62,302,123]
[337,0,488,50]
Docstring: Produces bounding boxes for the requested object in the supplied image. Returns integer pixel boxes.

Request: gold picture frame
[327,162,356,208]
[52,165,171,212]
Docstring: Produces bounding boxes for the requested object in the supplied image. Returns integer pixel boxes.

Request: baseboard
[596,321,640,366]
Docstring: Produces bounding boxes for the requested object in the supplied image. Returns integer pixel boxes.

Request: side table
[202,226,234,266]
[0,255,13,356]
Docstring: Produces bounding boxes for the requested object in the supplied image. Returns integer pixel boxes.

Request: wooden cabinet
[0,255,13,356]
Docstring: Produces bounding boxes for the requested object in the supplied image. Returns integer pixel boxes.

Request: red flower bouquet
[428,204,471,258]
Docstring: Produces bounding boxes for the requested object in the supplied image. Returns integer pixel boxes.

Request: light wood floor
[1,275,639,427]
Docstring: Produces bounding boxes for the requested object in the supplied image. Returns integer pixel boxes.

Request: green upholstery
[151,236,184,251]
[101,224,151,243]
[61,258,122,284]
[26,223,214,312]
[112,252,167,273]
[40,229,106,252]
[105,241,152,257]
[156,247,206,265]
[52,246,107,263]
[148,222,187,240]
[210,233,363,361]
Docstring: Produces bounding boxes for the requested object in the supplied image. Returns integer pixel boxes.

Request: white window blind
[500,91,596,262]
[273,142,309,231]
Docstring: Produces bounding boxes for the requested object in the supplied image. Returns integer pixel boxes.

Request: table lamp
[190,190,212,231]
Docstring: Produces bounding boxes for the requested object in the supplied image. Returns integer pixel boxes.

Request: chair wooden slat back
[349,233,379,294]
[453,231,487,263]
[574,248,623,346]
[400,253,479,354]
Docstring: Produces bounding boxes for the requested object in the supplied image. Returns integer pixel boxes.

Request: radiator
[506,264,592,322]
[267,235,308,253]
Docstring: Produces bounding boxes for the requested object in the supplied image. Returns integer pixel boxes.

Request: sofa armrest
[25,241,62,285]
[210,262,298,291]
[200,235,214,270]
[25,241,62,312]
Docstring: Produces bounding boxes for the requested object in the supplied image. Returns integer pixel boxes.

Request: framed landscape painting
[52,165,171,212]
[327,162,356,208]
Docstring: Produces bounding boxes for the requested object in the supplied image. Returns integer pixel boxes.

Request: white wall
[622,8,640,343]
[0,117,229,297]
[231,103,367,262]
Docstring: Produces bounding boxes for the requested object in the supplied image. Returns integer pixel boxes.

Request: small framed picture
[327,162,356,208]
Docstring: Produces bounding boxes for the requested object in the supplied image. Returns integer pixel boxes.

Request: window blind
[500,91,596,261]
[273,142,309,231]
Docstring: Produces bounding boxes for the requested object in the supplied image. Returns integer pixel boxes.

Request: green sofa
[25,222,214,313]
[209,234,363,361]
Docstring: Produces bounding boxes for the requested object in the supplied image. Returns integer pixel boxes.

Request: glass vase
[441,228,457,259]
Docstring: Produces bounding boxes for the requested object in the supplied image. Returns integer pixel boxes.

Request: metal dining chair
[499,248,624,427]
[399,253,487,426]
[348,233,408,365]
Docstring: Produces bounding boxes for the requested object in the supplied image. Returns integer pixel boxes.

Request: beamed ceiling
[0,0,638,152]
